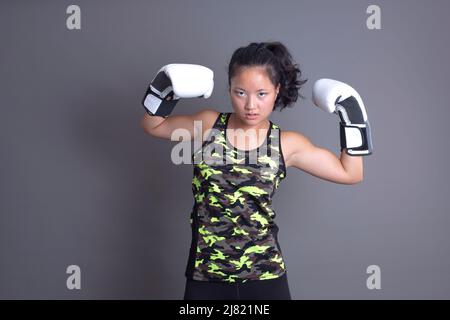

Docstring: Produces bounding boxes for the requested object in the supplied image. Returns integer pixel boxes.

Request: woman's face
[229,66,280,126]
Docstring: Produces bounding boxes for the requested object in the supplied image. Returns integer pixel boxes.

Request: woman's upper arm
[283,131,355,184]
[142,108,219,141]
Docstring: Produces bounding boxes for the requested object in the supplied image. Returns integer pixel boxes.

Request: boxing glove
[312,78,373,156]
[142,64,214,117]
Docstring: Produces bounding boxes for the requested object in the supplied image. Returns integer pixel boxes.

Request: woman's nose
[244,96,257,110]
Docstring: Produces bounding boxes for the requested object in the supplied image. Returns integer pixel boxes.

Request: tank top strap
[198,112,226,146]
[268,121,287,179]
[269,121,280,145]
[212,112,229,131]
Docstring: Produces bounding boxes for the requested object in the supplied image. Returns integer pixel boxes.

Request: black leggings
[183,273,291,300]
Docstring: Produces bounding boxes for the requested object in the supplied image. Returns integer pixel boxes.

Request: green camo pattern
[185,112,287,283]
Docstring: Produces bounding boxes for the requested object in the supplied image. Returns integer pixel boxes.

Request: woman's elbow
[337,172,363,185]
[140,120,152,135]
[349,174,364,185]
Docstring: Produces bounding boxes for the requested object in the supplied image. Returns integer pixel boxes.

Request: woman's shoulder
[197,108,221,119]
[197,108,222,126]
[280,130,312,167]
[195,109,223,139]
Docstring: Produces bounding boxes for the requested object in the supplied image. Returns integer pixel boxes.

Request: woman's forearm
[340,150,364,183]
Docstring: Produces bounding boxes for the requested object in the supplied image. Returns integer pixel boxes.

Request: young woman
[140,42,366,300]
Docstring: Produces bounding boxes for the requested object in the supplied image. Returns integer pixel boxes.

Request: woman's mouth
[245,113,259,120]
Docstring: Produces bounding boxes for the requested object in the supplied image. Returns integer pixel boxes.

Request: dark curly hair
[228,41,307,111]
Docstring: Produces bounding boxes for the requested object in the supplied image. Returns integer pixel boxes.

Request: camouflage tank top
[185,112,287,283]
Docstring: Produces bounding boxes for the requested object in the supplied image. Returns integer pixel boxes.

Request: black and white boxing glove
[312,78,373,156]
[142,64,214,118]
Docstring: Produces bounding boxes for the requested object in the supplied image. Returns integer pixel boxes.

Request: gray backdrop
[1,0,449,299]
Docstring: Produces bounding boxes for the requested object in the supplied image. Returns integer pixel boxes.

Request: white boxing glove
[312,78,373,156]
[142,64,214,117]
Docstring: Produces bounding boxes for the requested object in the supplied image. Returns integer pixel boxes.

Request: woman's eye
[234,91,266,97]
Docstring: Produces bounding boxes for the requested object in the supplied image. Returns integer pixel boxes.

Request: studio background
[1,0,449,299]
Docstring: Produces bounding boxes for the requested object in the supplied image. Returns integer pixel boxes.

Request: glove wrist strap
[142,87,178,118]
[340,121,373,156]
